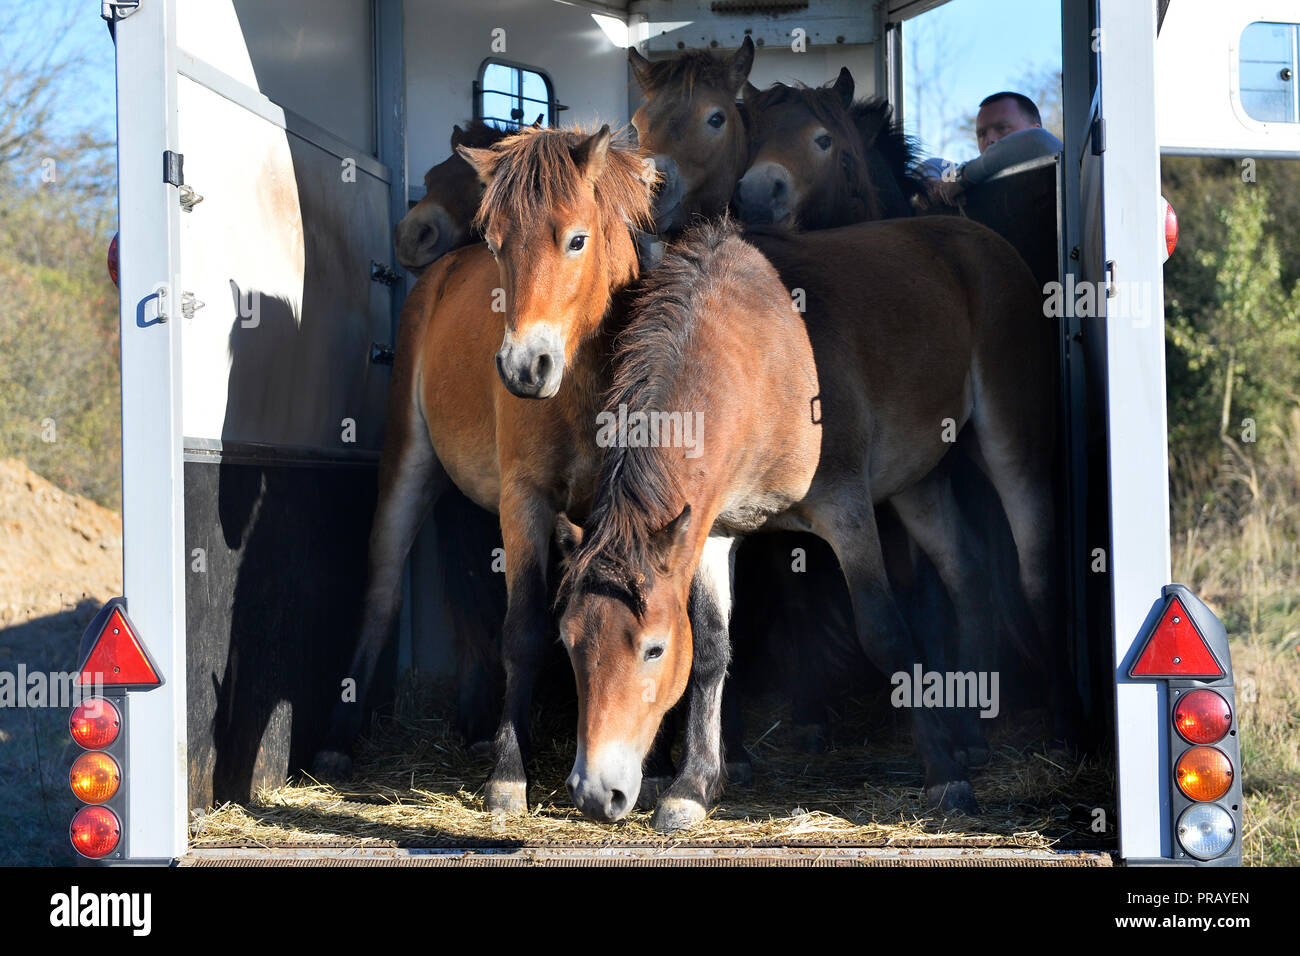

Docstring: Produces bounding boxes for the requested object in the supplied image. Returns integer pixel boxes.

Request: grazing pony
[556,216,1064,830]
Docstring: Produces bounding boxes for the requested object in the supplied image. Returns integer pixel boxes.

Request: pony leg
[808,490,978,814]
[890,470,1007,768]
[485,494,555,815]
[966,405,1085,747]
[636,712,678,810]
[311,410,445,780]
[652,535,736,832]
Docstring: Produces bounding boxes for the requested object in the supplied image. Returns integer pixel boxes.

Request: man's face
[975,98,1039,154]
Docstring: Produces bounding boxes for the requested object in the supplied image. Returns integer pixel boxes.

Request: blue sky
[903,0,1063,162]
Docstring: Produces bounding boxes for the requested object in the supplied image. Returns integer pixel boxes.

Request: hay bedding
[192,680,1115,851]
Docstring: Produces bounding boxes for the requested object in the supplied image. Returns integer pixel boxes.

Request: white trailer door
[109,0,188,862]
[1064,0,1174,862]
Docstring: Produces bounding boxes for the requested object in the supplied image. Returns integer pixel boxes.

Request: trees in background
[0,5,120,507]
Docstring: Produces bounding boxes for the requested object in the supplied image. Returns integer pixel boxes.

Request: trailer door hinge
[101,0,140,22]
[1104,260,1117,299]
[1090,116,1106,155]
[163,150,184,187]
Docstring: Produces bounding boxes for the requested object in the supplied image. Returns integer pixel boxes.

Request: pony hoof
[485,779,528,816]
[652,797,708,833]
[466,740,492,760]
[793,722,830,754]
[309,749,353,783]
[636,776,672,811]
[925,780,980,815]
[725,760,755,786]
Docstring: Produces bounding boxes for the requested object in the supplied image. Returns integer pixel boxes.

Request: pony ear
[571,125,612,183]
[628,47,655,93]
[830,66,855,108]
[450,124,466,150]
[554,513,585,559]
[727,36,756,93]
[649,504,692,573]
[456,144,499,185]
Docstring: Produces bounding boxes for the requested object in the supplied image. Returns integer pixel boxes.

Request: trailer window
[476,59,557,130]
[1240,22,1299,123]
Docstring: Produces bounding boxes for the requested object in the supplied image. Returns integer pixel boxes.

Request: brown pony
[734,68,922,227]
[629,39,754,234]
[393,121,509,275]
[312,125,682,817]
[555,216,1063,830]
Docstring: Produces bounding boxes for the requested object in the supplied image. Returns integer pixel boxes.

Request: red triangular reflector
[78,608,162,686]
[1131,597,1223,678]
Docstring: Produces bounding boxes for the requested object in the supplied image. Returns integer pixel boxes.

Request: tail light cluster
[69,698,125,859]
[68,598,163,861]
[1129,585,1242,864]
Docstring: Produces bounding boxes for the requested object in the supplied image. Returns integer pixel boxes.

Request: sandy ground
[0,457,122,625]
[0,458,123,864]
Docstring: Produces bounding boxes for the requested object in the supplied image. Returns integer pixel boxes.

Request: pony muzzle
[393,203,458,274]
[567,743,643,823]
[496,327,565,399]
[733,161,795,226]
[650,154,687,234]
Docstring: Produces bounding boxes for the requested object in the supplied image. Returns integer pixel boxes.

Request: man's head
[975,92,1042,154]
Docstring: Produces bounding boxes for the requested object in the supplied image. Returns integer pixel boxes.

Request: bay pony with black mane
[555,215,1061,829]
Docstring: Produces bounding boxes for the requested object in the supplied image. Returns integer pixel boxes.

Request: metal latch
[178,185,204,212]
[370,261,401,286]
[1104,260,1117,298]
[181,292,205,320]
[101,1,140,22]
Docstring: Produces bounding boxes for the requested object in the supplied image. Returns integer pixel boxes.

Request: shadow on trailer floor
[187,680,1117,864]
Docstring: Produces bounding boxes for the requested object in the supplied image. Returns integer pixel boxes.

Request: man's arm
[959,127,1063,187]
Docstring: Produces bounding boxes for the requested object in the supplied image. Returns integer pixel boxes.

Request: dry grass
[192,684,1114,852]
[1171,405,1300,866]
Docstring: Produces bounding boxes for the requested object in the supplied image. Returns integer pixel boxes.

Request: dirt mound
[0,458,122,627]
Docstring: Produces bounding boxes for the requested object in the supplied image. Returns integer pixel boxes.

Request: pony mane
[558,217,744,616]
[638,48,739,96]
[849,98,925,203]
[473,125,655,235]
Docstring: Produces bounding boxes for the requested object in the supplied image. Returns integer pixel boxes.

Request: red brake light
[107,232,119,287]
[1131,596,1224,678]
[1174,689,1232,744]
[78,606,162,688]
[70,806,122,859]
[69,698,121,749]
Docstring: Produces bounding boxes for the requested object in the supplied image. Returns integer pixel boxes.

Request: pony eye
[707,111,726,129]
[815,133,833,151]
[644,644,664,662]
[568,234,588,253]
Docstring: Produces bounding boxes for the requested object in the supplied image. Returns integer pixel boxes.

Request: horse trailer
[79,0,1294,866]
